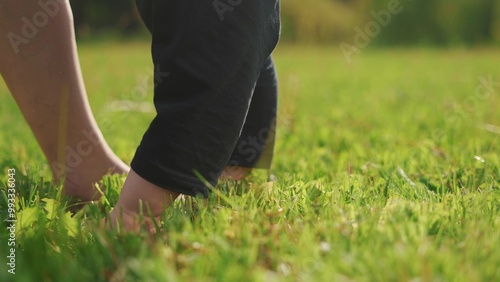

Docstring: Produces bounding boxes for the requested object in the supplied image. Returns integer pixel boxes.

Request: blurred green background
[70,0,500,46]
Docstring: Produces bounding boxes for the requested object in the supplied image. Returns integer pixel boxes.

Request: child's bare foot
[220,166,253,181]
[105,206,162,234]
[106,169,178,234]
[106,167,253,234]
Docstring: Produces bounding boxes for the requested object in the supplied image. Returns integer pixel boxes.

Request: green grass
[1,42,499,281]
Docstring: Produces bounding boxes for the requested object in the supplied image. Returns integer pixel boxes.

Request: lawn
[0,42,499,281]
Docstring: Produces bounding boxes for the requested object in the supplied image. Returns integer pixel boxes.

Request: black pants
[131,0,281,197]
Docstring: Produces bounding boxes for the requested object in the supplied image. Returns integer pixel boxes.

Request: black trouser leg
[227,56,278,169]
[131,0,281,197]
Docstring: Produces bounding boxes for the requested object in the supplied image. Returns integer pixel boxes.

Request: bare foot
[106,169,178,234]
[57,152,129,203]
[105,167,252,234]
[105,206,161,234]
[220,166,253,181]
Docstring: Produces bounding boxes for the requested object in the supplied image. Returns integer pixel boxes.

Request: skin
[108,167,251,234]
[0,0,128,201]
[0,0,253,233]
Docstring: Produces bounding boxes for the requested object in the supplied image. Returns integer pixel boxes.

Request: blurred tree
[493,1,500,42]
[70,0,142,37]
[374,0,499,46]
[69,0,499,45]
[281,0,369,43]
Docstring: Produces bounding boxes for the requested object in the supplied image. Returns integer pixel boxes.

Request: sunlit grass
[0,42,499,281]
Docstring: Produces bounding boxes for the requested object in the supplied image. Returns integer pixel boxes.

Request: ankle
[54,151,128,201]
[108,205,162,234]
[221,166,253,181]
[118,170,177,213]
[106,170,179,233]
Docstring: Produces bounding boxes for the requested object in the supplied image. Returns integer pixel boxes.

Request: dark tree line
[70,0,500,45]
[70,0,142,36]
